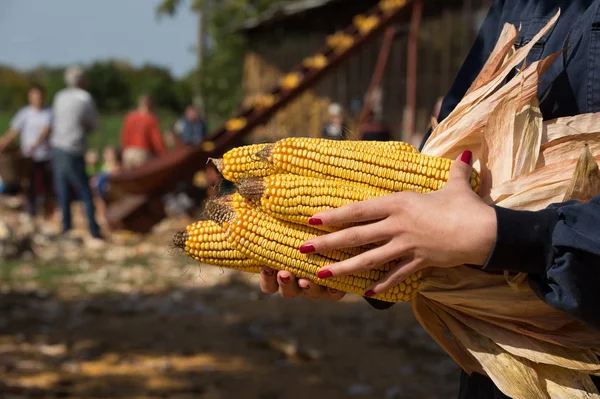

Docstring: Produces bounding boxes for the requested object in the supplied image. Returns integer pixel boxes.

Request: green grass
[0,111,177,151]
[1,259,79,289]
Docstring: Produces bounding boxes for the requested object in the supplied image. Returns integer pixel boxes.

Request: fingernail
[328,288,338,294]
[308,217,323,225]
[317,269,333,279]
[299,244,316,254]
[460,150,472,164]
[279,276,290,283]
[261,268,274,276]
[364,290,376,298]
[301,283,310,290]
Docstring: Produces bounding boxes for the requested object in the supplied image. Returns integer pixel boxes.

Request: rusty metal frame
[404,0,423,144]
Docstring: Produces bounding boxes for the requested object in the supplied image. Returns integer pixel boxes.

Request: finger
[302,221,390,253]
[447,150,474,188]
[259,267,278,294]
[277,270,302,299]
[317,243,402,279]
[365,259,423,296]
[309,196,394,226]
[297,278,329,300]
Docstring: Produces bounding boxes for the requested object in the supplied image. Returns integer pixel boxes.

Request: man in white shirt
[50,66,102,240]
[0,84,53,218]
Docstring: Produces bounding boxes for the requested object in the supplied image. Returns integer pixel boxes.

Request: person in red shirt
[120,94,167,170]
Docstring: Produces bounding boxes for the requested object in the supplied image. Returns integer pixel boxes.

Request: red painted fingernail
[280,276,290,283]
[317,269,333,279]
[328,288,338,294]
[299,244,316,254]
[261,268,274,276]
[308,217,323,225]
[364,290,376,298]
[460,150,472,164]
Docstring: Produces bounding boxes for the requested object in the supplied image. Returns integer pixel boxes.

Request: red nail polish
[280,276,290,283]
[317,269,333,279]
[261,268,274,276]
[308,217,323,225]
[460,150,472,164]
[364,290,376,298]
[299,244,316,254]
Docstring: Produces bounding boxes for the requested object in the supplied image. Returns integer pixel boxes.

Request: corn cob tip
[208,158,224,174]
[255,144,273,161]
[203,198,237,225]
[172,228,189,251]
[237,177,264,202]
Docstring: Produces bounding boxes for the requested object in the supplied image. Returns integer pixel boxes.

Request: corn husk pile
[414,10,600,398]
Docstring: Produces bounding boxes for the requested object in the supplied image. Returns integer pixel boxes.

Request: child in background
[91,146,122,203]
[85,149,100,177]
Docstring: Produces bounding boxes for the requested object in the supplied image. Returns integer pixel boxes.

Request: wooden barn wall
[243,0,491,144]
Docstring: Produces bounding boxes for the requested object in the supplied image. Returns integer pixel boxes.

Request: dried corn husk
[416,9,600,398]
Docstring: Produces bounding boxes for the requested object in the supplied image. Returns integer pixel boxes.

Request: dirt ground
[0,197,461,399]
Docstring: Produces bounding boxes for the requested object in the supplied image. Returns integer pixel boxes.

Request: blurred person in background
[51,65,102,241]
[120,94,167,169]
[321,103,348,140]
[85,149,100,177]
[0,84,54,220]
[174,104,207,146]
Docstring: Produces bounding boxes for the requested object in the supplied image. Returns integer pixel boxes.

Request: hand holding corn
[259,151,497,298]
[178,138,491,302]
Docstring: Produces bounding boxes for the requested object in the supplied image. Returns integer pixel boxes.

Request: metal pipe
[405,0,423,144]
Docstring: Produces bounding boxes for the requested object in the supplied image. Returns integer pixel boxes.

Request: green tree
[0,66,31,112]
[157,0,286,128]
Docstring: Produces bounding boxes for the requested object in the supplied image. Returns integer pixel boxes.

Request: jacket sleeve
[483,195,600,331]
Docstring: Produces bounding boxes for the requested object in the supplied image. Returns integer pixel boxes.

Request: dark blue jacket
[424,1,600,397]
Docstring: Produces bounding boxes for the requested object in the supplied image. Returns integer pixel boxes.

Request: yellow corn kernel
[173,219,261,274]
[258,137,481,193]
[237,174,393,230]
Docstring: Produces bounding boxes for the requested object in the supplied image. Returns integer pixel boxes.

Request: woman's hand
[259,267,346,301]
[299,150,497,297]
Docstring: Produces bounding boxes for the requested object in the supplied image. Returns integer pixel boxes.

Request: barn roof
[240,0,377,31]
[240,0,480,33]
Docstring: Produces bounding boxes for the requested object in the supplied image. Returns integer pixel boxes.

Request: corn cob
[211,143,276,183]
[255,137,481,193]
[173,219,261,273]
[216,139,420,183]
[237,174,393,229]
[200,200,420,303]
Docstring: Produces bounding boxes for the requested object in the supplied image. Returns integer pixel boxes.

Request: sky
[0,0,198,77]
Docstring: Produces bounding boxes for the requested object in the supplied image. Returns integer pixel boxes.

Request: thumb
[447,150,474,187]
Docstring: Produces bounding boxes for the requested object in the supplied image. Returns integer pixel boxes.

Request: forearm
[483,195,600,330]
[0,129,19,150]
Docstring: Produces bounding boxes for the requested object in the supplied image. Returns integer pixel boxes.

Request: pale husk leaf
[537,364,600,398]
[513,96,543,177]
[432,308,550,399]
[562,144,600,202]
[465,23,519,95]
[538,133,600,168]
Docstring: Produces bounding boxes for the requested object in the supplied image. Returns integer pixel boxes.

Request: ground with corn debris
[0,197,460,399]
